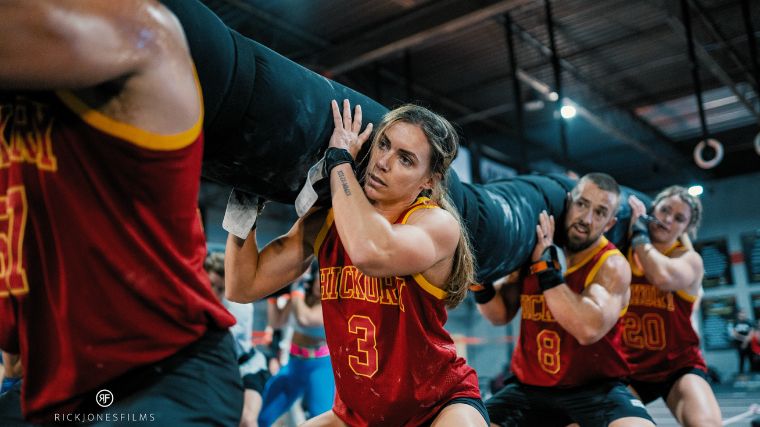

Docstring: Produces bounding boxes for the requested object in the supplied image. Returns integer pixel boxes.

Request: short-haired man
[475,173,654,427]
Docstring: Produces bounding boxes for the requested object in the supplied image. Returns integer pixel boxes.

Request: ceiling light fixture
[560,105,576,119]
[687,185,703,197]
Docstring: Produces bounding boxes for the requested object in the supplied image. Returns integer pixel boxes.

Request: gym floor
[648,377,760,426]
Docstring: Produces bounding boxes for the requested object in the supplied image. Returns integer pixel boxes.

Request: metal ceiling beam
[681,0,712,145]
[506,19,656,109]
[543,0,568,160]
[378,67,592,173]
[211,0,567,170]
[504,12,528,170]
[456,103,515,126]
[220,0,522,138]
[666,16,760,124]
[515,69,679,168]
[647,0,760,124]
[687,0,758,92]
[560,22,671,63]
[321,0,534,76]
[461,65,694,179]
[472,17,697,178]
[210,0,682,177]
[587,28,760,99]
[219,0,330,49]
[742,0,760,92]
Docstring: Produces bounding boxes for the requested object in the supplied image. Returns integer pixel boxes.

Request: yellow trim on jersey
[400,197,435,224]
[584,248,622,288]
[403,197,447,299]
[582,246,627,317]
[54,66,204,151]
[412,273,447,300]
[627,246,644,277]
[619,305,628,317]
[628,241,698,300]
[313,209,334,257]
[675,289,698,303]
[589,250,629,317]
[664,242,682,256]
[629,241,682,276]
[566,236,609,275]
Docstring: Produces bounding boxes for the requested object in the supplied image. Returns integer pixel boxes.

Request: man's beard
[565,229,602,253]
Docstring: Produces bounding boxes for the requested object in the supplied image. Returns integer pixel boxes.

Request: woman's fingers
[358,123,373,144]
[342,99,352,130]
[628,194,646,215]
[331,100,343,129]
[352,104,363,133]
[540,211,551,237]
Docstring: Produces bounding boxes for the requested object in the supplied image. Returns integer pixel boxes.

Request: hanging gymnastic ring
[693,138,723,169]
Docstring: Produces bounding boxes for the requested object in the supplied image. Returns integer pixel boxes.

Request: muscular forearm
[225,215,315,303]
[477,297,510,326]
[634,244,694,291]
[330,163,394,269]
[225,232,261,302]
[477,283,520,325]
[543,285,613,345]
[225,232,291,302]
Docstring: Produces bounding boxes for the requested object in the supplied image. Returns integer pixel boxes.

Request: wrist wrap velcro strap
[533,244,566,292]
[630,216,652,248]
[324,147,355,175]
[469,282,496,304]
[537,268,564,292]
[223,189,264,239]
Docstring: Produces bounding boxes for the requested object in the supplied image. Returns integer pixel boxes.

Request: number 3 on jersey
[347,315,378,378]
[0,186,29,297]
[537,329,561,374]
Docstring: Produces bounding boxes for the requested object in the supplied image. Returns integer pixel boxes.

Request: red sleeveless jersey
[0,90,234,421]
[621,244,706,382]
[751,334,760,355]
[315,198,481,426]
[511,237,631,387]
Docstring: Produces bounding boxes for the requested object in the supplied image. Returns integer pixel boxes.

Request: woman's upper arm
[230,209,327,302]
[354,208,459,277]
[258,210,327,283]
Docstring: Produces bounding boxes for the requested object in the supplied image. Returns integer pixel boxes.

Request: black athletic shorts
[628,366,710,405]
[435,396,490,425]
[241,370,270,394]
[486,376,654,427]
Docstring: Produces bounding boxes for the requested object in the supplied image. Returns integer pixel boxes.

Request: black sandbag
[162,0,387,203]
[448,174,573,283]
[610,185,653,255]
[222,40,387,202]
[159,0,235,138]
[449,172,651,283]
[162,0,650,281]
